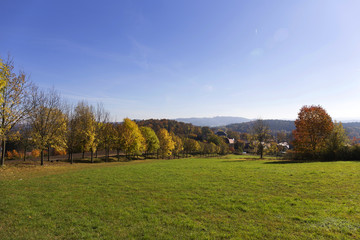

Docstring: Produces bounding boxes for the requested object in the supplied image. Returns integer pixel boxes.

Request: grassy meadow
[1,155,360,239]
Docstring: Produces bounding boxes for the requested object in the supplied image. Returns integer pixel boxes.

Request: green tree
[325,121,349,158]
[209,142,219,156]
[157,128,175,159]
[201,127,214,141]
[140,126,160,158]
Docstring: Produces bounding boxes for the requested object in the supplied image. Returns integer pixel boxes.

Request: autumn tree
[120,118,145,158]
[250,119,271,159]
[293,105,334,156]
[140,126,160,158]
[94,103,109,158]
[113,123,123,160]
[170,132,183,158]
[183,138,201,157]
[100,122,115,162]
[73,101,97,162]
[157,128,175,159]
[28,88,67,165]
[0,57,32,166]
[0,57,8,104]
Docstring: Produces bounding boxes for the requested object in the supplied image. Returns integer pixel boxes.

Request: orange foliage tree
[293,105,334,155]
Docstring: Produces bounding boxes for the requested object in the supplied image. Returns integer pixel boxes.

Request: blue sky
[1,0,360,121]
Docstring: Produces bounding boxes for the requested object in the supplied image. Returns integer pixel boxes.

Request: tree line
[0,56,232,166]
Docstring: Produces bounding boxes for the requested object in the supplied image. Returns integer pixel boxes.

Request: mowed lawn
[1,156,360,239]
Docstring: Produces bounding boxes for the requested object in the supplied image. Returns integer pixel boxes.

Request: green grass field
[1,155,360,239]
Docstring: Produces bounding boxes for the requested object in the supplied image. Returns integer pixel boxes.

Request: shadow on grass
[263,159,360,164]
[222,157,282,163]
[264,160,308,164]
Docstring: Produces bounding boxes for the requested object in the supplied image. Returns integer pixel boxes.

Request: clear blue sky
[1,0,360,121]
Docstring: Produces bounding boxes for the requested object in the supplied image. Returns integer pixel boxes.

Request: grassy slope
[1,156,360,239]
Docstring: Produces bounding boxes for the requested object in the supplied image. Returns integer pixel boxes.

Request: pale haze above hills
[175,116,251,127]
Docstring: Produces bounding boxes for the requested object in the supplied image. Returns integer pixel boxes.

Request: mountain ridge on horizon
[175,116,251,127]
[174,116,360,127]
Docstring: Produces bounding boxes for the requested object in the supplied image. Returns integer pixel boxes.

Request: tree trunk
[1,140,6,166]
[82,151,85,159]
[117,149,120,161]
[24,147,26,161]
[41,149,44,166]
[48,145,50,161]
[91,149,93,163]
[71,152,73,164]
[95,149,98,158]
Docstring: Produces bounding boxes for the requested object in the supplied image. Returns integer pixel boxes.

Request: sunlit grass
[1,156,360,239]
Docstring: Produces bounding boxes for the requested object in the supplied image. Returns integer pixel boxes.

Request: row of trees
[0,56,233,166]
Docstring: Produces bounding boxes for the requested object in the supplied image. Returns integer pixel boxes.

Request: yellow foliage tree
[73,101,97,162]
[0,57,32,166]
[120,118,145,158]
[170,132,183,159]
[157,128,175,159]
[0,57,8,104]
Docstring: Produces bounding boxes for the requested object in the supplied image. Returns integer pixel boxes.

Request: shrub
[6,150,20,159]
[31,149,41,158]
[12,150,20,158]
[6,151,13,159]
[54,148,67,156]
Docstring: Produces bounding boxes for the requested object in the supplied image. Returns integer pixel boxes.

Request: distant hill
[226,120,295,134]
[175,116,251,127]
[225,120,360,138]
[343,122,360,138]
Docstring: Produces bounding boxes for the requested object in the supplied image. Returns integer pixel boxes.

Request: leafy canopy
[293,105,334,154]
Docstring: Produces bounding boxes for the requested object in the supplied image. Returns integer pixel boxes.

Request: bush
[6,150,20,159]
[31,149,41,158]
[285,145,360,161]
[6,151,14,159]
[54,148,67,156]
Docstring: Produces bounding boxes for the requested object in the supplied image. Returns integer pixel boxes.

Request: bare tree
[28,87,67,165]
[251,119,271,159]
[64,104,77,164]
